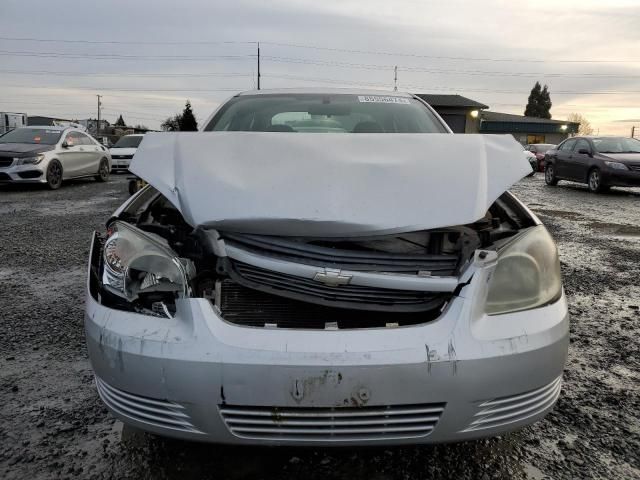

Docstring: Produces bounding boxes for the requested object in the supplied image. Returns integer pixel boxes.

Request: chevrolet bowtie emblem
[313,268,352,287]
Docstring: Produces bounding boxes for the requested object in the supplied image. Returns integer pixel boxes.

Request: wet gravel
[1,174,639,479]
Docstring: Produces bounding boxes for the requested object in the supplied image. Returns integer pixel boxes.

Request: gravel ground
[1,174,639,480]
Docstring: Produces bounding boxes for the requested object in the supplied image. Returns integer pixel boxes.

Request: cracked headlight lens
[485,226,562,315]
[102,221,192,302]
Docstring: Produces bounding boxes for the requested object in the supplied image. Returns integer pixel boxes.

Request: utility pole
[96,95,102,137]
[394,66,398,91]
[633,125,636,138]
[257,42,261,90]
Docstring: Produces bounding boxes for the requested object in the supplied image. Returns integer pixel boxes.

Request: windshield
[113,136,143,148]
[593,137,640,153]
[0,128,62,145]
[205,94,448,133]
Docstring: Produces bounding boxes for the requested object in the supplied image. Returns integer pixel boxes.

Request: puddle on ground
[588,221,640,239]
[531,209,584,221]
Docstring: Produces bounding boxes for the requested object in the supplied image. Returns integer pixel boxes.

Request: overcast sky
[1,0,639,134]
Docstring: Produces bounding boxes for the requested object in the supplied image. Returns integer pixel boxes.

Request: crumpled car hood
[130,132,530,237]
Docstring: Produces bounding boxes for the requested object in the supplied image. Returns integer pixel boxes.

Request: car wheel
[544,164,558,186]
[46,160,63,190]
[588,168,608,193]
[128,179,139,195]
[95,158,110,182]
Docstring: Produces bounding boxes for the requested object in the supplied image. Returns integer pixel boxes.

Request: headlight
[17,154,45,165]
[102,221,193,307]
[604,161,628,170]
[485,226,562,315]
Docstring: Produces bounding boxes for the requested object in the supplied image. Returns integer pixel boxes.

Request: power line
[0,36,256,46]
[2,66,640,80]
[4,82,640,96]
[262,74,640,95]
[0,50,255,61]
[0,35,636,63]
[264,55,640,77]
[2,85,243,92]
[260,41,639,64]
[0,69,253,78]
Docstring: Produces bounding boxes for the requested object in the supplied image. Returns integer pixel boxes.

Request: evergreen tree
[179,101,198,131]
[539,85,552,119]
[114,115,126,127]
[524,82,552,119]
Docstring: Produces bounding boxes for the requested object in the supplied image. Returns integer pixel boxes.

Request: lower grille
[111,154,133,160]
[95,377,202,434]
[18,170,42,179]
[218,279,442,329]
[462,376,562,432]
[0,172,10,181]
[0,157,14,168]
[219,403,445,442]
[225,259,450,313]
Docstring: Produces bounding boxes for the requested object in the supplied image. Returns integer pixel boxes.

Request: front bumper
[602,168,640,187]
[110,158,132,170]
[0,163,46,183]
[85,252,569,445]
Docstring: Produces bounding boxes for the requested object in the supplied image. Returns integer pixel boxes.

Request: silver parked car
[85,90,568,446]
[0,126,111,189]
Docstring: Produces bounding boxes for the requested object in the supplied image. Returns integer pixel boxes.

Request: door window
[559,139,576,151]
[573,139,591,155]
[64,132,82,146]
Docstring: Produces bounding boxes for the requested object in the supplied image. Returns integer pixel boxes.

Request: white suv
[109,134,143,171]
[0,126,112,189]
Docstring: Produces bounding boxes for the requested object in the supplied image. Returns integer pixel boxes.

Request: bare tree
[566,113,594,136]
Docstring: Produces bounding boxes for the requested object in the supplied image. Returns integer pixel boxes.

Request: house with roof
[478,111,579,145]
[414,93,579,145]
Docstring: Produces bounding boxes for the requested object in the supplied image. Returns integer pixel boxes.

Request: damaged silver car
[85,90,569,445]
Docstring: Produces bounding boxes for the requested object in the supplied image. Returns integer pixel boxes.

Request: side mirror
[578,148,592,156]
[61,141,69,149]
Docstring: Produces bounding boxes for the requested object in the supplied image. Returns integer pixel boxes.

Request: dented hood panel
[130,132,530,236]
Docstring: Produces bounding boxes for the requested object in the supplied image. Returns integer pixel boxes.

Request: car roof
[583,135,634,139]
[236,88,414,97]
[21,125,67,131]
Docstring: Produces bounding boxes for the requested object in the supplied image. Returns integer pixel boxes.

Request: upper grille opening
[222,232,462,274]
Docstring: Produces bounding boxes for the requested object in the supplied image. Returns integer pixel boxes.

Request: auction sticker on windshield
[358,95,411,104]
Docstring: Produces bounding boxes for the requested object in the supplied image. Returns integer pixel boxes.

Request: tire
[46,160,63,190]
[95,158,110,182]
[544,163,558,186]
[128,179,138,195]
[588,168,609,193]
